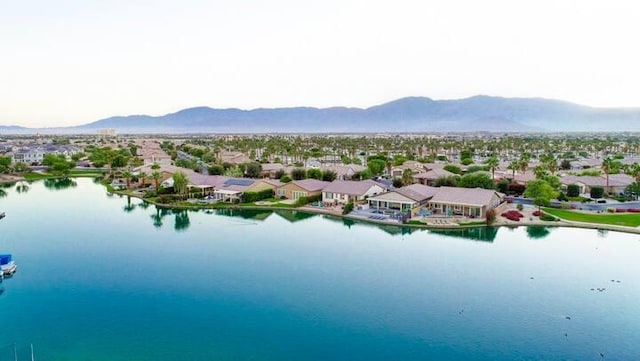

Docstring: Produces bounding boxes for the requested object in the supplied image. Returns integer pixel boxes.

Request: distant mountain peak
[2,95,640,134]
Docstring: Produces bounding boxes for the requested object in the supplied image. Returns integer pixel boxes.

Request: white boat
[0,254,16,277]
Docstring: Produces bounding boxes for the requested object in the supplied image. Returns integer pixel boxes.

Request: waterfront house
[367,184,438,212]
[321,180,386,204]
[427,187,504,218]
[276,179,329,200]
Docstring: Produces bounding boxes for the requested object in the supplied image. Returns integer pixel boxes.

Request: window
[325,192,333,199]
[292,191,308,200]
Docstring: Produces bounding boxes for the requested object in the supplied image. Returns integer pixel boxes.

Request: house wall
[246,181,276,193]
[323,185,384,204]
[277,183,321,200]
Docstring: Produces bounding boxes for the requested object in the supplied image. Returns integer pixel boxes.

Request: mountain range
[2,95,640,134]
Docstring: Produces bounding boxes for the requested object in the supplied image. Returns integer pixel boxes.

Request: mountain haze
[2,96,640,134]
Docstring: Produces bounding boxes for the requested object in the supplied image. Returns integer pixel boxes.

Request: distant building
[97,129,118,137]
[10,145,81,164]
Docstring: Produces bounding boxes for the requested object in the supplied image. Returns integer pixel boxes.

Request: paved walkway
[0,175,24,184]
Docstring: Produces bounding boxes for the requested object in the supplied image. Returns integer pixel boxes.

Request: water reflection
[273,210,316,223]
[173,210,190,231]
[123,196,136,213]
[137,201,150,210]
[43,178,77,191]
[216,208,273,221]
[15,181,30,193]
[151,207,171,228]
[127,202,538,244]
[429,227,498,242]
[526,226,552,239]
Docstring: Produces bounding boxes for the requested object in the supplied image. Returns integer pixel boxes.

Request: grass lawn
[406,220,427,225]
[542,207,640,227]
[240,202,293,208]
[24,170,105,180]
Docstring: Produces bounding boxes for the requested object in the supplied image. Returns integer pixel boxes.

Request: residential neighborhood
[3,132,640,226]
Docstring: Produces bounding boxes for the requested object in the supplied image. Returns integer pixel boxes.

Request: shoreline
[6,173,639,234]
[114,188,640,235]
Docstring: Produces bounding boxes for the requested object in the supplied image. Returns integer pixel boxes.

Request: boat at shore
[1,254,17,277]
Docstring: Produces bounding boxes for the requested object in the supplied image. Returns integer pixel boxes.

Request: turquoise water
[1,178,639,360]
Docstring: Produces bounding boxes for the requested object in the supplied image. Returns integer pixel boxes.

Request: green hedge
[567,184,580,197]
[590,186,604,199]
[241,188,274,203]
[294,193,322,207]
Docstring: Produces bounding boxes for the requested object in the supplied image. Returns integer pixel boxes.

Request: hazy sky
[1,0,639,127]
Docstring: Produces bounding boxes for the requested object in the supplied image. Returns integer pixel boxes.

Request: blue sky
[1,0,639,127]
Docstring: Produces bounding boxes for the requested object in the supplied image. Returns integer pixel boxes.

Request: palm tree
[629,162,640,182]
[518,154,530,173]
[533,165,548,179]
[602,157,614,192]
[172,171,189,197]
[540,153,557,175]
[507,160,519,179]
[151,171,162,190]
[138,171,148,187]
[402,168,414,186]
[122,170,133,189]
[485,156,499,180]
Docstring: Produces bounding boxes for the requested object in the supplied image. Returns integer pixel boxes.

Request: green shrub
[539,214,557,221]
[443,164,462,175]
[241,188,274,203]
[567,184,580,197]
[557,192,567,202]
[516,203,524,211]
[294,193,321,207]
[606,207,615,213]
[496,179,509,193]
[157,195,175,204]
[590,186,604,199]
[342,202,354,215]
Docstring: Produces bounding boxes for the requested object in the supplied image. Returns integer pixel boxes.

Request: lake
[1,178,639,360]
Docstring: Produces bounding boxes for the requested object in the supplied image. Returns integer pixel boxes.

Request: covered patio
[367,193,417,212]
[213,189,243,203]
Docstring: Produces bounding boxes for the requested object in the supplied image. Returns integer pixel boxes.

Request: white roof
[214,189,242,195]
